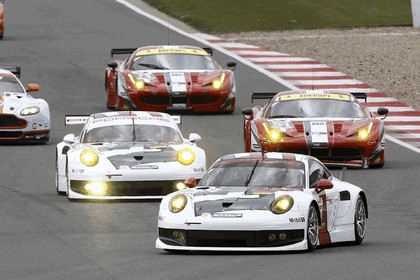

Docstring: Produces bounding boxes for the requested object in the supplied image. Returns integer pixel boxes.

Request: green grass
[143,0,412,33]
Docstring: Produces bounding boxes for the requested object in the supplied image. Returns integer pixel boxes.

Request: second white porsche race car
[156,152,367,252]
[56,111,206,200]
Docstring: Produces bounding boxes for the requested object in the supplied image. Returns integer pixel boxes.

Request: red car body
[105,45,236,113]
[242,90,388,168]
[0,0,4,39]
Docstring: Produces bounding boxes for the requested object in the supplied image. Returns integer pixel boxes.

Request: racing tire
[354,195,367,245]
[307,203,319,252]
[55,154,66,195]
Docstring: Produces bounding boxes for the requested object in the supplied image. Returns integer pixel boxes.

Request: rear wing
[65,115,89,126]
[251,92,277,103]
[350,92,367,103]
[111,48,137,57]
[202,47,213,56]
[2,66,21,78]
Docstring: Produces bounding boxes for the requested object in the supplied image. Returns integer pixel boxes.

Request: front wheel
[354,196,367,245]
[307,203,319,252]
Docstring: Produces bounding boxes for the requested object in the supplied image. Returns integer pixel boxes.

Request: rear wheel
[307,204,319,252]
[354,196,367,245]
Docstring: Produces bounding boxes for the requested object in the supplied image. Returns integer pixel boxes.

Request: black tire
[354,195,367,245]
[307,203,319,252]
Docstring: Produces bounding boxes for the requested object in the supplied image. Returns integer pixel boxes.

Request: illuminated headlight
[212,73,225,89]
[85,182,107,196]
[80,148,99,167]
[271,195,294,214]
[174,181,188,191]
[128,73,145,90]
[177,148,195,165]
[20,106,40,116]
[269,129,282,142]
[357,122,373,141]
[169,194,187,213]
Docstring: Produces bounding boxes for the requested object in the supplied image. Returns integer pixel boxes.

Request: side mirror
[189,133,201,143]
[107,61,118,69]
[26,84,40,92]
[315,179,333,194]
[184,177,197,188]
[227,61,236,70]
[377,107,388,119]
[63,133,76,144]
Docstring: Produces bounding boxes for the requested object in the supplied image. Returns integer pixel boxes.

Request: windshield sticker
[136,48,208,56]
[280,93,351,101]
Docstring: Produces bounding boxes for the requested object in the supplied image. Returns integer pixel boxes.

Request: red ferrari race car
[105,45,237,113]
[242,90,389,168]
[0,0,4,39]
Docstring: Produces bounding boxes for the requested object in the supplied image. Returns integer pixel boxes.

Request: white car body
[0,67,50,143]
[156,152,367,252]
[56,111,206,200]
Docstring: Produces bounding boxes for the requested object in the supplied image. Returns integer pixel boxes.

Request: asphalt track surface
[0,1,419,279]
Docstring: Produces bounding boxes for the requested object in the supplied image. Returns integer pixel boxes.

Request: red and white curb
[195,33,420,153]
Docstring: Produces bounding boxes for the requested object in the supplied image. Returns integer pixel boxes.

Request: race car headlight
[85,182,108,196]
[169,194,188,213]
[177,148,195,165]
[128,73,145,90]
[212,73,225,89]
[357,122,373,141]
[80,148,99,167]
[20,106,40,116]
[269,129,282,142]
[271,195,294,214]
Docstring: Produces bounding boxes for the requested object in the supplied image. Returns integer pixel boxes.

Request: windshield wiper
[137,63,168,70]
[245,160,259,187]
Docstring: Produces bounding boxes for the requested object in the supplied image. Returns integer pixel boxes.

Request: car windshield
[198,159,305,189]
[132,54,217,71]
[0,76,25,93]
[268,99,366,118]
[82,124,183,143]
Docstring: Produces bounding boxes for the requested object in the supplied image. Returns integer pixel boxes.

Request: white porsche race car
[0,67,50,143]
[56,111,206,200]
[156,152,367,252]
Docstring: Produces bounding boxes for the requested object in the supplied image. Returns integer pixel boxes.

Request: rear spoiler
[65,115,182,125]
[3,66,21,78]
[111,48,137,57]
[251,92,277,103]
[65,115,89,126]
[350,92,367,103]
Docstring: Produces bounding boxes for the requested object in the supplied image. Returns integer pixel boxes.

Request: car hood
[186,186,300,217]
[0,92,40,114]
[130,69,224,87]
[264,117,371,138]
[80,142,181,169]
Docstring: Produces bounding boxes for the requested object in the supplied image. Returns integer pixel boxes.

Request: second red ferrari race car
[242,90,388,168]
[105,45,237,113]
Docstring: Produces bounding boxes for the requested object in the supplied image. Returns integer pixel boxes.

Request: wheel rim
[308,206,319,246]
[356,199,367,238]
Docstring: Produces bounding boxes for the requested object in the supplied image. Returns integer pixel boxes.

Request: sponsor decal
[310,121,328,149]
[168,104,189,110]
[71,169,85,174]
[289,217,305,223]
[131,165,158,169]
[193,167,204,172]
[280,93,351,101]
[212,213,243,218]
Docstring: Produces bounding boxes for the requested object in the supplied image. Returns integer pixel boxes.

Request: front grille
[70,180,177,196]
[139,96,169,105]
[190,96,219,105]
[159,228,304,247]
[0,114,27,128]
[0,131,24,138]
